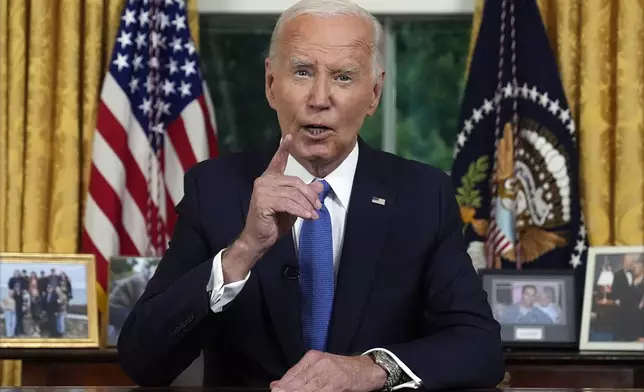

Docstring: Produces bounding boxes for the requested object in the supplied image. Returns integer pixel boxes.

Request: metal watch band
[368,351,403,391]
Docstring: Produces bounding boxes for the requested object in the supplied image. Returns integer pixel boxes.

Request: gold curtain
[468,0,644,247]
[0,0,200,386]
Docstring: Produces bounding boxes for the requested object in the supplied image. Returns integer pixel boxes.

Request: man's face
[521,287,536,307]
[538,291,551,306]
[624,254,640,270]
[265,14,383,166]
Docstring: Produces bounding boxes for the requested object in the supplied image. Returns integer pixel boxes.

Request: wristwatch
[368,351,402,391]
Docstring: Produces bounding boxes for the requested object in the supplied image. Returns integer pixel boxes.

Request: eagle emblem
[458,119,573,267]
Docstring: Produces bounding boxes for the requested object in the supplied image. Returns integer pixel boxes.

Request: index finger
[265,134,293,175]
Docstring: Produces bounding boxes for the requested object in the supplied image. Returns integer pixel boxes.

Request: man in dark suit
[117,0,504,390]
[612,254,637,341]
[43,284,60,337]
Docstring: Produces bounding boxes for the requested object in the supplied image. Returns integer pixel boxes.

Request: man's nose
[307,76,331,110]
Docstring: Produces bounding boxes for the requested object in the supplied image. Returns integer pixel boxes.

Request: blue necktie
[299,179,334,352]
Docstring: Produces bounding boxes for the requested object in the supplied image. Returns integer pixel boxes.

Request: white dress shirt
[205,141,422,390]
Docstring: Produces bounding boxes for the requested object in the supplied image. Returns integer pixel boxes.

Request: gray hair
[268,0,385,78]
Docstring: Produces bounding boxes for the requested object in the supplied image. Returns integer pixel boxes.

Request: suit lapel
[239,147,305,367]
[327,140,394,354]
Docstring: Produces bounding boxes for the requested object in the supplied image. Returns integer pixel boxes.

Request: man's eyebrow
[289,57,361,73]
[289,57,313,67]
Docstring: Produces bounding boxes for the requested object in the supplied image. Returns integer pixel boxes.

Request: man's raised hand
[222,134,323,283]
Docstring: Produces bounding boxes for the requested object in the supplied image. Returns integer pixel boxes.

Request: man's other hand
[270,351,387,392]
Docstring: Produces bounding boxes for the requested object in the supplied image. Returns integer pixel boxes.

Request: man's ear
[366,70,385,116]
[265,58,276,110]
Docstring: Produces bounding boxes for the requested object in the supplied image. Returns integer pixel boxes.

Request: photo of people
[586,252,644,343]
[491,280,566,325]
[0,262,89,339]
[107,256,160,345]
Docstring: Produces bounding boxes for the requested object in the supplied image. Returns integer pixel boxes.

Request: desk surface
[0,388,643,391]
[4,348,644,362]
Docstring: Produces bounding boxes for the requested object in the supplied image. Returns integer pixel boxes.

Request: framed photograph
[0,253,99,348]
[106,256,161,346]
[479,269,576,347]
[580,246,644,351]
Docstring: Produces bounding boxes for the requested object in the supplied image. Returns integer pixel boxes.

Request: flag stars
[146,76,154,93]
[575,239,587,254]
[149,56,160,69]
[180,60,196,77]
[113,53,129,71]
[167,58,179,75]
[162,79,176,96]
[548,99,560,115]
[539,92,549,107]
[179,81,192,97]
[139,98,152,115]
[559,108,571,122]
[175,0,186,9]
[570,254,582,268]
[172,14,186,31]
[117,31,132,49]
[521,83,529,99]
[567,121,576,134]
[184,40,196,55]
[457,132,467,147]
[129,78,139,94]
[135,33,147,50]
[529,87,539,101]
[151,123,165,134]
[482,99,494,114]
[151,31,165,49]
[463,119,473,132]
[133,55,143,71]
[171,37,183,52]
[139,10,149,26]
[155,100,171,115]
[472,108,483,123]
[503,83,514,98]
[159,12,170,30]
[122,9,137,26]
[164,0,174,6]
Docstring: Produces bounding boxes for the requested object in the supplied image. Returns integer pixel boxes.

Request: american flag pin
[371,197,386,206]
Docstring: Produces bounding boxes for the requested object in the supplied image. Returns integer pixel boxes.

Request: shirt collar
[283,141,359,209]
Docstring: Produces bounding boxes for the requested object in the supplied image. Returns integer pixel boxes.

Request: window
[199,13,472,172]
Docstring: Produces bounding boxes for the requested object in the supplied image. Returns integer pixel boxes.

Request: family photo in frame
[0,253,100,348]
[580,246,644,351]
[479,269,577,347]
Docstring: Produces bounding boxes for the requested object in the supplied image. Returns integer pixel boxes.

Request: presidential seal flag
[451,0,588,277]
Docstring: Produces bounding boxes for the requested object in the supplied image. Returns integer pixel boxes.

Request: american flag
[82,0,219,306]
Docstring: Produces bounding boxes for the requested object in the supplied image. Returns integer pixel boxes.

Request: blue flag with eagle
[451,0,588,278]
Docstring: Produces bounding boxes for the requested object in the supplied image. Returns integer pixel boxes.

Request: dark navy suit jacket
[117,138,505,389]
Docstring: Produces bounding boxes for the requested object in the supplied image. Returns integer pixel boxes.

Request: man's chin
[293,143,333,162]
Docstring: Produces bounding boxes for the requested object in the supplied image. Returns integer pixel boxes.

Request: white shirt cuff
[363,348,423,390]
[206,248,251,313]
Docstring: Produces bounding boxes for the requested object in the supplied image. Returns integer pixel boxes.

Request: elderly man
[117,0,504,390]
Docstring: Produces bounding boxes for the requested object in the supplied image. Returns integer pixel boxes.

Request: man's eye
[336,75,352,82]
[295,70,309,77]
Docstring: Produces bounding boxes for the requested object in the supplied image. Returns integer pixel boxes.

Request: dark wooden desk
[2,349,644,388]
[505,350,644,388]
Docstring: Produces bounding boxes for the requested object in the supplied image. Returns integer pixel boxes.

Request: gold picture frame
[0,252,100,348]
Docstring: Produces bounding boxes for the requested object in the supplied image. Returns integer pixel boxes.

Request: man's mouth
[303,124,332,136]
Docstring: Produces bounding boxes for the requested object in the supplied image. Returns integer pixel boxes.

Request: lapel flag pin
[371,197,386,206]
